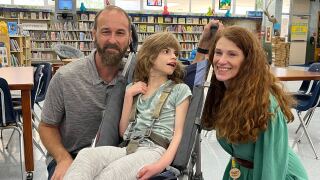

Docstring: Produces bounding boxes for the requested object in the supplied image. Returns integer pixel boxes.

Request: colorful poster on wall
[291,15,309,41]
[219,0,231,10]
[147,0,162,6]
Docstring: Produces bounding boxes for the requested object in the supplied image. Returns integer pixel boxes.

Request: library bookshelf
[0,7,51,64]
[1,7,262,63]
[130,13,262,59]
[9,35,31,66]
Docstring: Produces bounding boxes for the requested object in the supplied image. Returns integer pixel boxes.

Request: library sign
[291,15,309,41]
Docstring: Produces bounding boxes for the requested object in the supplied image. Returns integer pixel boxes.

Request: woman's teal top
[218,95,308,180]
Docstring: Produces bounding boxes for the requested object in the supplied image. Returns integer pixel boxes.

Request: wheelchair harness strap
[124,82,175,154]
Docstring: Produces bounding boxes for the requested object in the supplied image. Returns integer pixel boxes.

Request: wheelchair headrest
[53,44,85,60]
[129,23,138,53]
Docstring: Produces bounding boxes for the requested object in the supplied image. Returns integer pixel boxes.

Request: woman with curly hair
[201,26,308,180]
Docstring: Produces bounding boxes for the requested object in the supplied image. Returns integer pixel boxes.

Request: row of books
[136,24,204,33]
[20,11,50,20]
[31,41,95,51]
[78,13,96,21]
[1,11,51,20]
[132,16,209,25]
[10,54,21,66]
[49,22,94,31]
[56,41,94,51]
[137,33,200,43]
[50,31,92,41]
[28,31,93,41]
[31,52,54,60]
[79,42,95,51]
[175,34,200,42]
[180,42,198,51]
[0,45,9,66]
[10,39,21,51]
[166,25,204,33]
[31,41,51,49]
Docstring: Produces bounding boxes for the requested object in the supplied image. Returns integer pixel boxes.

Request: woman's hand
[136,163,165,180]
[198,19,224,50]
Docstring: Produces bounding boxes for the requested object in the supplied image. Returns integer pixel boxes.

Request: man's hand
[193,20,224,63]
[136,163,164,180]
[50,157,73,180]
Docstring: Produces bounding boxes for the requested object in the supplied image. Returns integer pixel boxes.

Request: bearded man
[39,5,132,180]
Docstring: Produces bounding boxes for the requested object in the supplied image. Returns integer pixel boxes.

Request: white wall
[289,0,310,65]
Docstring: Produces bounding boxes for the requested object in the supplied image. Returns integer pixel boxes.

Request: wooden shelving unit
[0,7,262,63]
[0,33,11,66]
[130,13,262,59]
[9,35,31,66]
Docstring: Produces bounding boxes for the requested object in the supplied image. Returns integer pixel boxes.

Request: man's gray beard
[96,42,128,67]
[101,51,126,67]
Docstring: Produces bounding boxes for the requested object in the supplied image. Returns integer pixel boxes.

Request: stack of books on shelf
[31,51,54,60]
[0,42,9,66]
[80,14,89,21]
[165,17,173,23]
[78,13,96,21]
[147,25,154,33]
[31,41,51,49]
[147,16,154,23]
[154,25,164,32]
[78,32,92,41]
[132,16,140,22]
[21,23,48,31]
[9,39,20,51]
[157,17,163,23]
[78,22,94,31]
[89,14,95,21]
[139,24,147,32]
[180,43,198,51]
[10,54,20,66]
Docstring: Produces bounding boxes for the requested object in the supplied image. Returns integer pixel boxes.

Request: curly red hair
[201,26,295,144]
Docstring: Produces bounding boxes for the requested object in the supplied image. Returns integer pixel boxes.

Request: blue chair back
[298,81,311,93]
[306,63,320,93]
[0,78,16,126]
[295,81,320,111]
[297,63,320,93]
[308,63,320,72]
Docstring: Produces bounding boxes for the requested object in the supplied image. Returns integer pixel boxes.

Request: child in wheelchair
[64,32,192,180]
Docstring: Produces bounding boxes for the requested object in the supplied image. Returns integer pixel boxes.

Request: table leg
[21,89,34,172]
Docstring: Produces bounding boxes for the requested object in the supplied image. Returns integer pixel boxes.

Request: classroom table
[0,66,34,178]
[271,67,320,81]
